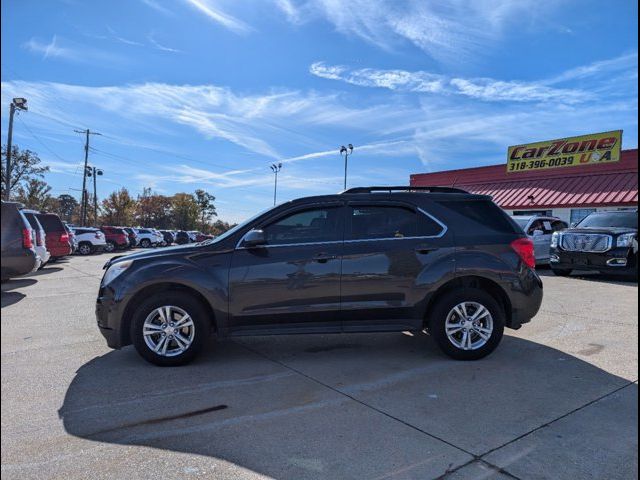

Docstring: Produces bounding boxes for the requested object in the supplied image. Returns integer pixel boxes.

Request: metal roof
[410,149,638,209]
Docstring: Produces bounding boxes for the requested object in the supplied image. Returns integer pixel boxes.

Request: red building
[410,148,638,225]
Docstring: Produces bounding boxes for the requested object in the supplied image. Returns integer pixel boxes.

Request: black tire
[428,288,505,361]
[131,293,211,366]
[551,268,572,277]
[104,241,116,253]
[77,242,93,256]
[140,238,151,248]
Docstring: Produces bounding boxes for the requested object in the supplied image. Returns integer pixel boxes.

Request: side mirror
[570,222,578,228]
[240,229,267,248]
[532,229,544,237]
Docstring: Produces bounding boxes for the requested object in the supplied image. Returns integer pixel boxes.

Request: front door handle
[313,253,337,263]
[415,246,439,255]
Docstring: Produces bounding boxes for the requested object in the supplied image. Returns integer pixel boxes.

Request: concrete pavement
[1,253,637,479]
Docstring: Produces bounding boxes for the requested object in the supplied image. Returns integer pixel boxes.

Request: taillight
[511,238,536,269]
[22,228,33,249]
[95,232,101,239]
[60,233,70,243]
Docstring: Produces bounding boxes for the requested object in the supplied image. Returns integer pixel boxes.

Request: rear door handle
[313,253,337,263]
[415,246,439,255]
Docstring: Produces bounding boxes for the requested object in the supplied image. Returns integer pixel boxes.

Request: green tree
[101,188,136,226]
[0,145,49,200]
[194,189,217,231]
[55,194,79,222]
[171,193,200,230]
[15,178,54,211]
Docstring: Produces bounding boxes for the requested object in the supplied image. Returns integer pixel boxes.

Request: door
[228,205,344,333]
[340,202,448,331]
[527,219,554,263]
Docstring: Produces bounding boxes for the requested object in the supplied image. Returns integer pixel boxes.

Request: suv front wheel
[131,293,211,366]
[428,288,505,360]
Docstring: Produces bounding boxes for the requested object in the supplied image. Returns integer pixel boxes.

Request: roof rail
[341,186,469,194]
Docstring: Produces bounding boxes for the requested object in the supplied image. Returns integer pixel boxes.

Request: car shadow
[1,278,37,291]
[28,266,64,277]
[1,291,26,308]
[58,334,637,479]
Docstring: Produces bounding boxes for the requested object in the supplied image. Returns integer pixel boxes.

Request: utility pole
[270,163,282,205]
[74,129,101,226]
[339,144,354,190]
[4,98,28,200]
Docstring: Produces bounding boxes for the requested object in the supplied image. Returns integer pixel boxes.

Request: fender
[115,249,232,333]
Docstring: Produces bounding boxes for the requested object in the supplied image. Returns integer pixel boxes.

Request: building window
[570,208,596,225]
[513,210,552,217]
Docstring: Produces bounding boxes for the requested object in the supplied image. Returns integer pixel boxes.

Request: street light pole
[339,143,354,190]
[270,163,282,205]
[4,98,28,200]
[89,166,104,225]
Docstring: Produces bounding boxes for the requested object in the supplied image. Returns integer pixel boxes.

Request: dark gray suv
[96,187,543,366]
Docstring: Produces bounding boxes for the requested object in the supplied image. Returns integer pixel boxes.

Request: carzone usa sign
[507,130,622,173]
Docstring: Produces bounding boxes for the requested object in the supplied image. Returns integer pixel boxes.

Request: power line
[15,115,78,170]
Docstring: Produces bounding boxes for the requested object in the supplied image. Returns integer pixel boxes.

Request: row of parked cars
[0,201,214,281]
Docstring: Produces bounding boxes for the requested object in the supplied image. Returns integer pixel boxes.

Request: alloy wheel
[142,305,195,357]
[445,301,494,351]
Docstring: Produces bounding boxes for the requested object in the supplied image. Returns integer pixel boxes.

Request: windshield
[577,211,638,229]
[198,207,274,246]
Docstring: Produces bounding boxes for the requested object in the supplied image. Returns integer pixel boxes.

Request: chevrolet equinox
[96,187,543,366]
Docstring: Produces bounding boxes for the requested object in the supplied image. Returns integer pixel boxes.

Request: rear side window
[24,213,41,230]
[36,214,64,232]
[438,200,518,233]
[348,206,417,240]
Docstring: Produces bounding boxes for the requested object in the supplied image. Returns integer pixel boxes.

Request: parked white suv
[135,228,162,248]
[72,227,107,255]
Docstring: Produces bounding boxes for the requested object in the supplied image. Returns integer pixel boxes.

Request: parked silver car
[511,215,568,264]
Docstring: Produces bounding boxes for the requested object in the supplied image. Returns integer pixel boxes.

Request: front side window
[263,207,342,245]
[348,206,418,240]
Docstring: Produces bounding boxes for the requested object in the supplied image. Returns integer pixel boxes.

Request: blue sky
[1,0,638,223]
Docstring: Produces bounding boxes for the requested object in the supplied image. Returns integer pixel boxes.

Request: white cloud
[277,0,568,63]
[23,35,77,60]
[147,34,182,53]
[183,0,252,34]
[310,61,592,103]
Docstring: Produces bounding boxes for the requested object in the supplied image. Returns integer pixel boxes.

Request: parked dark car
[174,230,191,245]
[195,232,215,242]
[159,230,175,245]
[122,227,139,248]
[1,201,39,281]
[550,210,638,278]
[100,226,130,252]
[97,187,543,366]
[35,213,72,261]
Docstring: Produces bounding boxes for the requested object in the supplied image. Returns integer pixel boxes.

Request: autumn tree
[194,189,217,231]
[209,219,236,236]
[135,188,172,228]
[0,145,49,200]
[101,188,136,226]
[171,193,200,230]
[14,178,55,211]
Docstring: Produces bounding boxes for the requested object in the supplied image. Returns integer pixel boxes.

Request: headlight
[551,231,561,248]
[102,260,132,286]
[617,233,637,248]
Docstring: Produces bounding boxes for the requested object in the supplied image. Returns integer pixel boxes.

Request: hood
[104,243,207,268]
[564,227,637,235]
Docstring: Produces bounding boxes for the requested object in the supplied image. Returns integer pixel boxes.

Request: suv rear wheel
[140,238,151,248]
[131,293,211,366]
[104,241,116,252]
[77,242,93,256]
[428,288,505,360]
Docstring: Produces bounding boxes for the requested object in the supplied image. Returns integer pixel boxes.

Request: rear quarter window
[437,200,519,234]
[36,214,65,232]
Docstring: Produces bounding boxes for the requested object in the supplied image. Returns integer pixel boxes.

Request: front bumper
[550,246,636,274]
[96,285,128,348]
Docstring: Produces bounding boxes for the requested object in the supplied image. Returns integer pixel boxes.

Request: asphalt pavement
[1,253,637,480]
